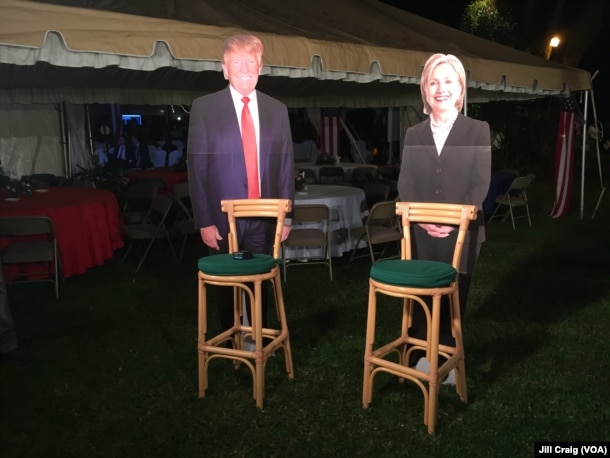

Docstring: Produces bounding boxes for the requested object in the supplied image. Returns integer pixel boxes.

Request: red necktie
[241,97,260,199]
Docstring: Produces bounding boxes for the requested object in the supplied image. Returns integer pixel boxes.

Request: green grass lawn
[1,180,609,457]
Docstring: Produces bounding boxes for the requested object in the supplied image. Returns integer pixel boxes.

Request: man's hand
[418,223,455,238]
[200,225,222,250]
[281,224,291,242]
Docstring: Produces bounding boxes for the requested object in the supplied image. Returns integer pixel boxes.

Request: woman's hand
[418,223,455,238]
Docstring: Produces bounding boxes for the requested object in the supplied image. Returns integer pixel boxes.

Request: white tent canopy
[0,0,594,180]
[0,0,592,106]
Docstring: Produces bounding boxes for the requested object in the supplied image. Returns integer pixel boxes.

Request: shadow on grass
[466,204,610,401]
[2,182,608,454]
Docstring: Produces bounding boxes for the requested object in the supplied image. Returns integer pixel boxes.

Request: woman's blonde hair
[420,53,466,115]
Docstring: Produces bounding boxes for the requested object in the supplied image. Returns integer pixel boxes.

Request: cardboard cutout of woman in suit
[397,53,491,370]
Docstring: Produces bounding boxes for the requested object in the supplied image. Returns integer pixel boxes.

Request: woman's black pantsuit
[397,114,491,356]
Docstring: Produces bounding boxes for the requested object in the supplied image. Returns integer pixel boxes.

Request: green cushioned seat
[198,253,277,276]
[370,259,456,287]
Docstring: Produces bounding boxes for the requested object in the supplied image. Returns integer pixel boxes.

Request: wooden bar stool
[362,202,478,434]
[197,199,294,408]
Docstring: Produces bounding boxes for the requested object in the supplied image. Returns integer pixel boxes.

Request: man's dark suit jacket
[111,142,135,168]
[187,86,294,250]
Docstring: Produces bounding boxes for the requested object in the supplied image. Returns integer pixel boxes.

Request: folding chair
[122,195,177,272]
[350,167,378,188]
[377,165,399,180]
[488,173,535,229]
[0,215,60,298]
[349,201,402,264]
[362,183,390,210]
[318,166,345,184]
[282,204,332,281]
[169,193,199,262]
[173,182,193,213]
[121,179,162,224]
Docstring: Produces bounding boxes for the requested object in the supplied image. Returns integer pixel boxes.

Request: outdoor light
[546,36,560,60]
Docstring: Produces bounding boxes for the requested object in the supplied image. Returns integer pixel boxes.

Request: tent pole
[85,104,95,160]
[65,104,72,178]
[580,91,588,220]
[57,102,69,178]
[340,117,366,163]
[386,107,392,165]
[399,107,405,161]
[588,72,605,219]
[593,187,606,220]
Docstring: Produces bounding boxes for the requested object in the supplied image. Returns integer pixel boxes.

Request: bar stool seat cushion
[198,253,276,276]
[370,259,456,288]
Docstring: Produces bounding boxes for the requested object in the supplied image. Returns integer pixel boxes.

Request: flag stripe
[550,111,575,218]
[321,108,340,155]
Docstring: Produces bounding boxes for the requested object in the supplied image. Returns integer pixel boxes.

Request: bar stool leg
[398,297,412,369]
[272,276,294,378]
[252,280,265,408]
[198,279,208,397]
[451,290,468,402]
[362,284,377,407]
[431,294,446,433]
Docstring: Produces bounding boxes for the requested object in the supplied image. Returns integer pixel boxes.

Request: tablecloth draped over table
[0,187,124,279]
[288,184,367,258]
[124,167,188,194]
[296,163,378,182]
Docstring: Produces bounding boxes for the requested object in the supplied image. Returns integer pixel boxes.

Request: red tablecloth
[124,168,188,193]
[0,187,124,279]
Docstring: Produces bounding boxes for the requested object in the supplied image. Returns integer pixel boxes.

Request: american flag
[550,96,577,218]
[321,108,341,156]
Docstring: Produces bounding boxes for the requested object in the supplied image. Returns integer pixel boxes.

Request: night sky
[383,0,609,120]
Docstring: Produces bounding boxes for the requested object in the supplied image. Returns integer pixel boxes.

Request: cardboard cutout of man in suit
[187,34,294,331]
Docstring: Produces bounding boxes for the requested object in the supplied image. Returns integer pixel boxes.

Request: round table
[0,187,124,279]
[290,185,367,257]
[124,167,188,194]
[297,163,378,182]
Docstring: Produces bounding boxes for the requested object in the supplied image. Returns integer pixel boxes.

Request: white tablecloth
[95,144,182,167]
[149,147,182,167]
[296,163,378,182]
[286,185,367,258]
